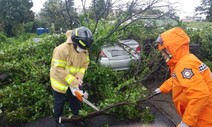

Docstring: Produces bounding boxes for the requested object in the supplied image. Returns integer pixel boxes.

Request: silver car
[99,39,141,70]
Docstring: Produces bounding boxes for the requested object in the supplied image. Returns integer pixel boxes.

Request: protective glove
[83,91,88,99]
[177,121,189,127]
[70,77,82,88]
[153,88,161,94]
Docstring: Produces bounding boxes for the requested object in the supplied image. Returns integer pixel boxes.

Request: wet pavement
[143,79,181,127]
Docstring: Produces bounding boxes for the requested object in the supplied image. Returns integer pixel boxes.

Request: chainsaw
[70,85,99,111]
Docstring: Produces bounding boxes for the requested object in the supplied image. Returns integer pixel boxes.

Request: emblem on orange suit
[181,68,194,79]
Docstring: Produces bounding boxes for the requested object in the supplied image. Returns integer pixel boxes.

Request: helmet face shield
[161,49,172,62]
[155,35,163,45]
[154,35,164,50]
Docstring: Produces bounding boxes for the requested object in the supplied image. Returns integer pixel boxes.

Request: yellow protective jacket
[50,30,90,93]
[159,28,212,127]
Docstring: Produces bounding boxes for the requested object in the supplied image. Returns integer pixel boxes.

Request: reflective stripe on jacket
[50,31,89,93]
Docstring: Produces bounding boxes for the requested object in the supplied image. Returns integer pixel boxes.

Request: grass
[184,21,212,29]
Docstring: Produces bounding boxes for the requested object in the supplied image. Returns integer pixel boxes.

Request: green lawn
[184,21,212,29]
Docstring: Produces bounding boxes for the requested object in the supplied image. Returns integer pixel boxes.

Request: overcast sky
[31,0,202,19]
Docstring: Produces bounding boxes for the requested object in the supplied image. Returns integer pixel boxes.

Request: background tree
[39,0,79,32]
[79,0,179,57]
[0,0,34,36]
[195,0,212,21]
[90,0,112,20]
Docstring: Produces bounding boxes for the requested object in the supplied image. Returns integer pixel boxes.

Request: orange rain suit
[158,27,212,127]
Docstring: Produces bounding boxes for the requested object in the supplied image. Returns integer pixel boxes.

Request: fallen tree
[60,93,177,126]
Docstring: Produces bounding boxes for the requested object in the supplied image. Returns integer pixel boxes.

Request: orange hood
[158,27,190,72]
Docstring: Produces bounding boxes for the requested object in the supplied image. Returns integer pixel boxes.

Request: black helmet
[71,26,93,49]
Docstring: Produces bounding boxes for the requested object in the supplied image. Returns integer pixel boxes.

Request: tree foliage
[195,0,212,21]
[0,33,154,126]
[0,0,34,36]
[81,0,179,43]
[0,34,66,126]
[90,0,112,19]
[199,28,212,60]
[39,0,79,31]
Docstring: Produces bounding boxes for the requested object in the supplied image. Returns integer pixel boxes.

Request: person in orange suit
[153,27,212,127]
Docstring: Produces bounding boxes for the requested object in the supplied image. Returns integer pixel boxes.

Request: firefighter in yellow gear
[50,26,93,125]
[154,27,212,127]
